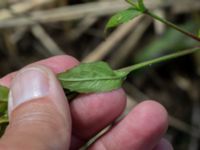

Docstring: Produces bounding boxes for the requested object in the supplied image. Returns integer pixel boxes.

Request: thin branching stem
[118,47,200,74]
[145,11,200,42]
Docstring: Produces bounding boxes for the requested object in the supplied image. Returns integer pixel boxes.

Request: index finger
[0,55,79,87]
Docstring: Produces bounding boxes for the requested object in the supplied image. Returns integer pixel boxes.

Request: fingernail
[9,67,49,115]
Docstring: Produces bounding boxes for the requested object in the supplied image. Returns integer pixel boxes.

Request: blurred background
[0,0,200,149]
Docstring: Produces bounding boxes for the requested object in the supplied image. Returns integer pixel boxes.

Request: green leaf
[0,114,9,137]
[58,47,200,94]
[58,61,127,93]
[106,7,142,29]
[198,29,200,38]
[0,102,7,114]
[0,85,9,102]
[138,0,146,11]
[0,85,9,117]
[0,107,8,137]
[0,115,8,125]
[125,0,146,11]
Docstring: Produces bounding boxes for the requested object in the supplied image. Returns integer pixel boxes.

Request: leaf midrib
[59,75,125,82]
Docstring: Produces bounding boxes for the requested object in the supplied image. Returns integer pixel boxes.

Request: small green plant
[0,0,200,135]
[106,0,200,42]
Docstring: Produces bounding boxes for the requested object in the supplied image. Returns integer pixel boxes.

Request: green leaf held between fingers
[0,85,9,102]
[106,7,142,29]
[0,115,8,124]
[58,61,127,93]
[59,47,200,93]
[0,101,7,114]
[0,85,9,115]
[0,114,9,137]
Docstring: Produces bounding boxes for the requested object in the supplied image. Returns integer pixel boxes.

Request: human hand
[0,55,173,150]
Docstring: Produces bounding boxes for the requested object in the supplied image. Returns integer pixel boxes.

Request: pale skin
[0,55,173,150]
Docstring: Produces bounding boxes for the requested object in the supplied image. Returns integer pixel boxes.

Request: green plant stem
[125,0,136,7]
[145,11,200,42]
[118,47,200,74]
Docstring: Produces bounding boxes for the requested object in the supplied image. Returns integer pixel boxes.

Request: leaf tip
[105,7,142,31]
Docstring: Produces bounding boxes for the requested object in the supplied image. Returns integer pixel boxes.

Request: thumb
[0,65,71,150]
